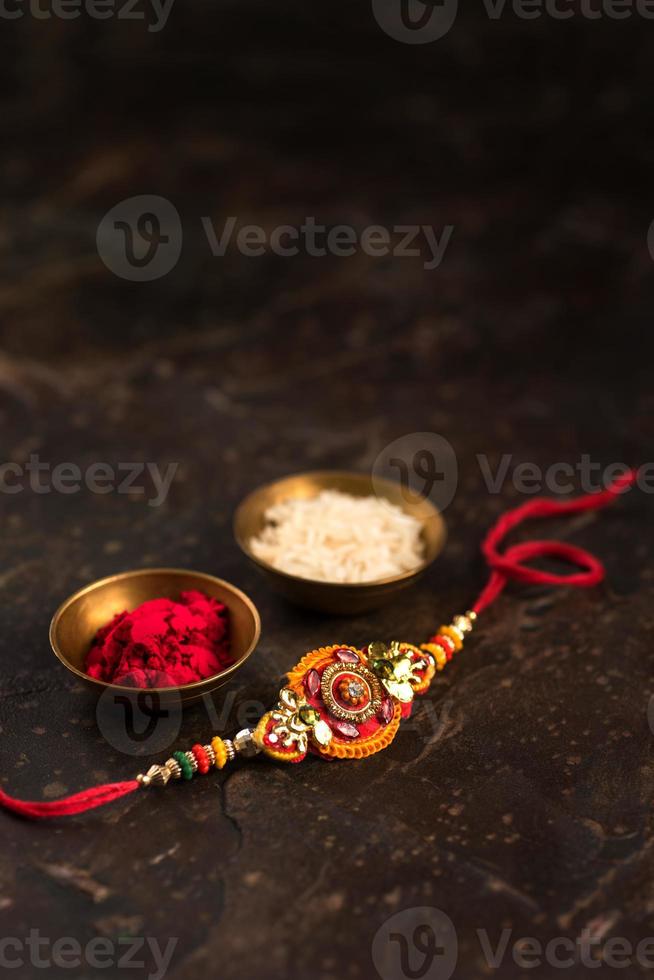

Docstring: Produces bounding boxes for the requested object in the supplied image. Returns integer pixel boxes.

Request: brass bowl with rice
[233,471,446,614]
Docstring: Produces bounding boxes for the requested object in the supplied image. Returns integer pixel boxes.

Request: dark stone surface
[1,6,654,979]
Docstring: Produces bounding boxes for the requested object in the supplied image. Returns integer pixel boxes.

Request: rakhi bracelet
[0,469,638,819]
[138,622,475,782]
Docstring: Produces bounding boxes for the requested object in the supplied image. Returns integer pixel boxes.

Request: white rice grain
[249,489,424,583]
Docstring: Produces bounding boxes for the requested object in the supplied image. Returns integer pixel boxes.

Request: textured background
[1,4,654,979]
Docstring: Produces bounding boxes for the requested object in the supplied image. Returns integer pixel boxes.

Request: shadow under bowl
[49,567,261,705]
[233,470,446,615]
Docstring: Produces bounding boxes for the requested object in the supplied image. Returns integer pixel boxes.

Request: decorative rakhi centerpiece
[250,631,454,764]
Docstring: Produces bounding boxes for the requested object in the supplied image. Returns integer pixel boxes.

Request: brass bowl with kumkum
[49,568,261,705]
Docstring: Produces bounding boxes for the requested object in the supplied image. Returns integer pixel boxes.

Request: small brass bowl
[50,568,261,705]
[234,471,446,615]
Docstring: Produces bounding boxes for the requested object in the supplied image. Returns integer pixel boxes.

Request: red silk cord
[0,780,139,819]
[472,468,638,615]
[0,467,639,819]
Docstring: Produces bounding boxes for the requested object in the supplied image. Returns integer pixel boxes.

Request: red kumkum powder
[85,590,232,688]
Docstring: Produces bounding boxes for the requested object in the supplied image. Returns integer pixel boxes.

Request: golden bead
[453,614,474,635]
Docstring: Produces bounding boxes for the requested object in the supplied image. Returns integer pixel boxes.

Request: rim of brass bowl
[233,471,446,612]
[49,567,261,702]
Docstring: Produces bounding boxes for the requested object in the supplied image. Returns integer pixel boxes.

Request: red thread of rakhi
[471,468,637,615]
[0,468,639,819]
[0,780,139,818]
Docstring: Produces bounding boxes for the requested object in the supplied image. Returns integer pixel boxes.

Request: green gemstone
[299,706,320,726]
[173,750,193,781]
[368,641,388,660]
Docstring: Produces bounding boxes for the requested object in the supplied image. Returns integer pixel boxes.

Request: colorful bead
[172,750,193,781]
[420,642,446,669]
[432,638,453,664]
[211,736,228,770]
[434,633,455,656]
[438,624,463,652]
[192,744,210,775]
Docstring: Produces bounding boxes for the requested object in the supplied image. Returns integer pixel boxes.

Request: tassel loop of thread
[472,468,639,615]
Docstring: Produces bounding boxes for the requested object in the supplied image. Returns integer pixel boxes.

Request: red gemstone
[332,720,359,739]
[335,648,359,663]
[379,700,393,725]
[305,669,321,698]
